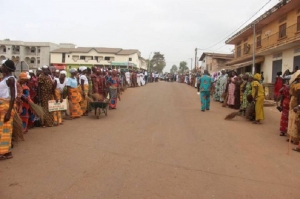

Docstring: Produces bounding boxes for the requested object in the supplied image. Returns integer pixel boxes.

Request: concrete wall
[0,40,75,69]
[51,50,140,67]
[262,47,300,83]
[233,6,300,58]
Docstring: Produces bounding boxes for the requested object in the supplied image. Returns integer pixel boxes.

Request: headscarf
[253,73,261,81]
[29,70,34,73]
[42,65,49,69]
[60,70,67,75]
[2,60,16,72]
[19,72,30,80]
[69,68,76,73]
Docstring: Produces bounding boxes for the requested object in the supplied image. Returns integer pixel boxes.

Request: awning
[53,64,66,70]
[225,57,265,70]
[111,62,137,67]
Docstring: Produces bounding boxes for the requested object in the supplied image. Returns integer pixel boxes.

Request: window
[80,56,85,60]
[16,48,19,52]
[68,55,70,58]
[236,46,242,57]
[30,60,35,64]
[37,60,40,64]
[297,16,300,32]
[104,57,110,61]
[129,58,132,61]
[3,48,6,53]
[31,49,35,53]
[279,23,287,39]
[62,53,66,63]
[257,35,262,47]
[243,43,248,54]
[38,49,40,53]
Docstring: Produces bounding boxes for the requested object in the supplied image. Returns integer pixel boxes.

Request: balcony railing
[258,23,300,52]
[231,23,300,63]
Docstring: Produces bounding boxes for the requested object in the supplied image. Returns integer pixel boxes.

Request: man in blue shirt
[199,70,212,112]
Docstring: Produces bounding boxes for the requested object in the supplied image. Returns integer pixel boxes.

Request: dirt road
[1,82,300,199]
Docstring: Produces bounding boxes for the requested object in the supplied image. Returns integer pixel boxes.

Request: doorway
[294,56,300,69]
[272,60,282,83]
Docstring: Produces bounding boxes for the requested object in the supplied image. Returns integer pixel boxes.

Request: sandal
[252,121,261,124]
[292,147,300,152]
[0,152,13,161]
[280,132,286,136]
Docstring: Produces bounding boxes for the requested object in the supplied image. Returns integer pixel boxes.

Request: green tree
[151,52,166,73]
[170,65,178,74]
[179,61,188,72]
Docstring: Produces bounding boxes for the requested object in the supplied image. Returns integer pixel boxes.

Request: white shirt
[125,72,130,79]
[0,76,17,99]
[55,77,67,92]
[144,71,148,76]
[79,74,88,85]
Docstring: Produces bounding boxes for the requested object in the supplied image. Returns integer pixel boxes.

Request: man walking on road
[144,70,148,84]
[199,70,212,112]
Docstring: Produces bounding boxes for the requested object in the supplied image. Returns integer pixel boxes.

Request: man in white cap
[125,69,131,87]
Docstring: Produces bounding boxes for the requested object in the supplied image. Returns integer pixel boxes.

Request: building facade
[199,52,234,74]
[0,40,75,73]
[226,0,300,83]
[50,47,145,71]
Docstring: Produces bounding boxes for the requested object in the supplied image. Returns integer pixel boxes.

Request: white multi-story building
[0,39,75,72]
[50,47,146,70]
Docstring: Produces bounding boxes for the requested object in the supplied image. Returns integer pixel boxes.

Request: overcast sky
[0,0,278,72]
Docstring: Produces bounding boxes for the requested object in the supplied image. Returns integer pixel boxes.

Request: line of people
[0,59,142,160]
[211,70,265,124]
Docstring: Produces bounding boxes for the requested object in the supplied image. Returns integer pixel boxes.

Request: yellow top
[251,81,264,97]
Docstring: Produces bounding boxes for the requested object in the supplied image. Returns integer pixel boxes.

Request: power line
[198,0,274,50]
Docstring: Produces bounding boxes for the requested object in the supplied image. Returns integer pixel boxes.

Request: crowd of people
[180,66,300,153]
[273,67,300,153]
[0,59,149,160]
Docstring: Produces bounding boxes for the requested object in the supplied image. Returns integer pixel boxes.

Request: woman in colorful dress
[18,72,34,133]
[0,60,17,160]
[227,71,237,108]
[108,70,120,109]
[66,68,82,119]
[251,73,265,124]
[240,75,252,113]
[53,70,67,125]
[287,71,300,145]
[279,76,290,136]
[79,66,89,116]
[38,65,55,127]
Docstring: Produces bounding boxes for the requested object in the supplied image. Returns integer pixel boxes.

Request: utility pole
[252,23,256,74]
[195,48,197,69]
[190,58,193,71]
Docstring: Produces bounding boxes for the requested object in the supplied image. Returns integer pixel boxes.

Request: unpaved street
[1,82,300,199]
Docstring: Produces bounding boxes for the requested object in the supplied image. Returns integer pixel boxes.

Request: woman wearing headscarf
[66,68,82,119]
[18,72,34,133]
[78,66,89,116]
[107,70,120,109]
[252,73,265,124]
[53,70,67,125]
[234,75,242,109]
[0,60,17,160]
[38,65,54,127]
[279,76,291,136]
[287,71,300,145]
[227,71,238,108]
[240,74,252,114]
